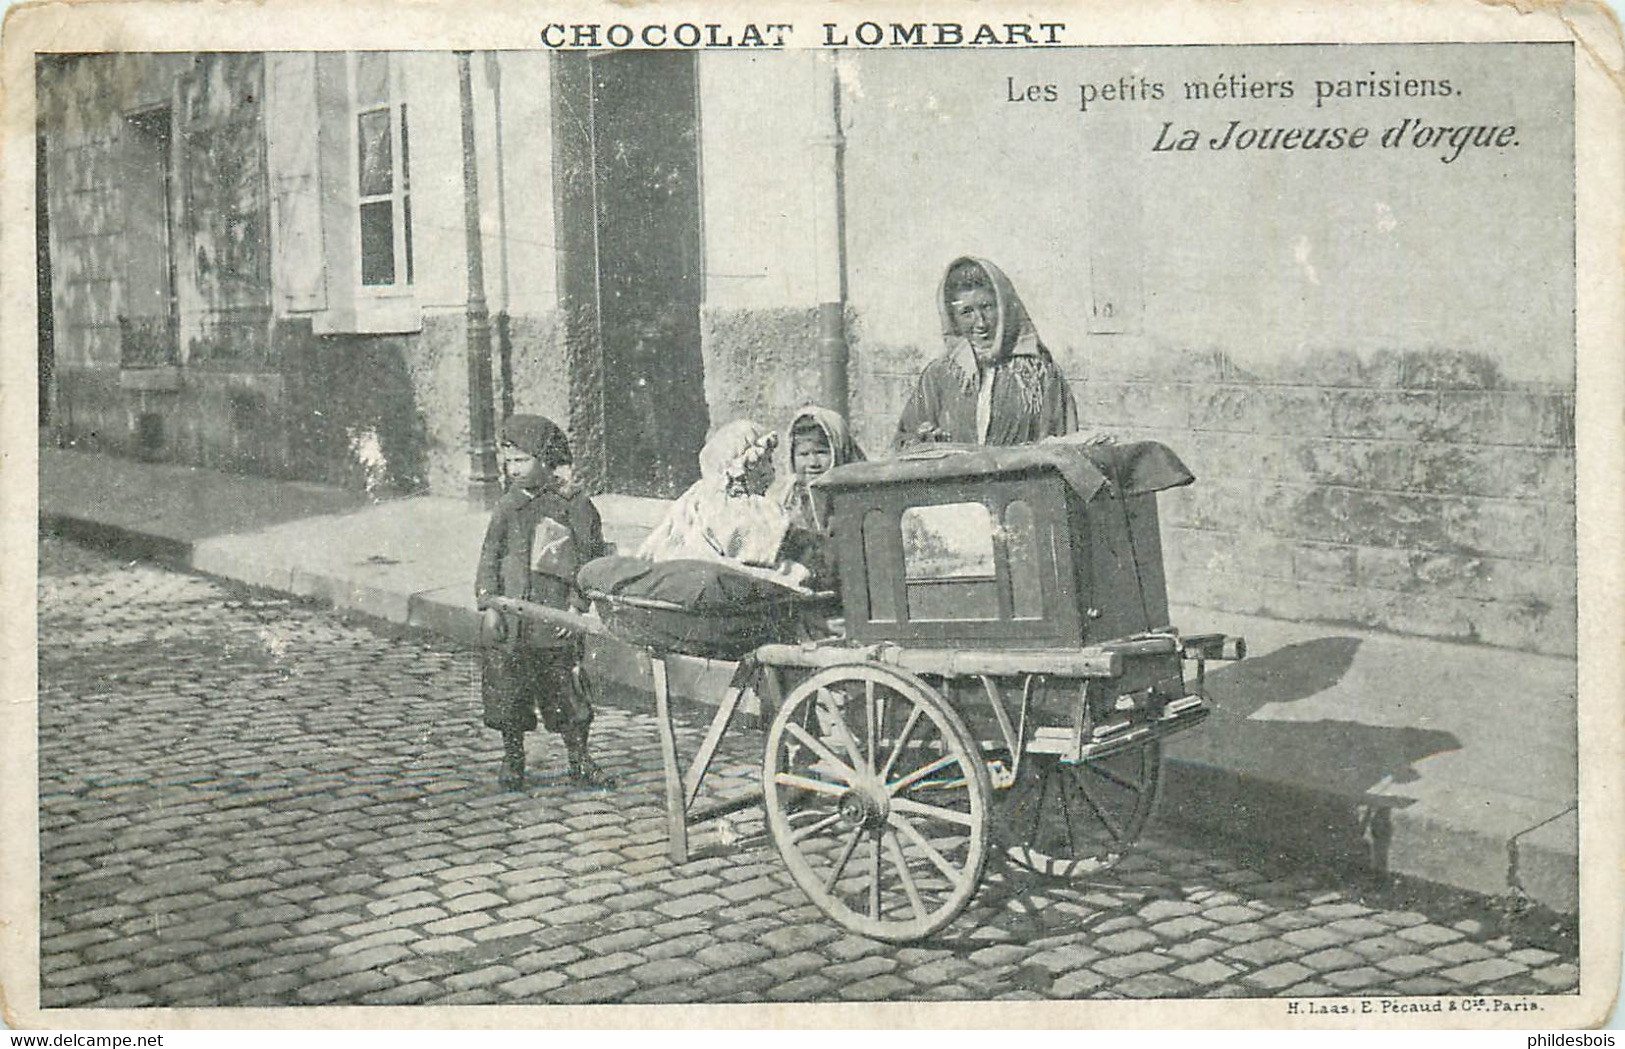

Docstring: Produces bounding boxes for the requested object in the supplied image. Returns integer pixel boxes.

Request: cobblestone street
[36,535,1580,1009]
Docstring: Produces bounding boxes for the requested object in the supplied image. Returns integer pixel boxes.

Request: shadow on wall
[281,324,430,497]
[1163,636,1462,874]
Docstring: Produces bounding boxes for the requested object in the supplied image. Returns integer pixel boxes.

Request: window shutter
[265,53,326,314]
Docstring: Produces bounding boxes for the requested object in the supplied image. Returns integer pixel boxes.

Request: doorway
[557,51,709,499]
[120,107,179,368]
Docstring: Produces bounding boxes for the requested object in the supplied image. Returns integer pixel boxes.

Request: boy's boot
[499,731,526,791]
[564,730,615,789]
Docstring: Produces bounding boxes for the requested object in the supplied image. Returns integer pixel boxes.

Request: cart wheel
[999,740,1163,879]
[763,664,993,942]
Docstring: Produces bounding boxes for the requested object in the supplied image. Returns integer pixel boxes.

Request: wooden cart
[493,440,1244,943]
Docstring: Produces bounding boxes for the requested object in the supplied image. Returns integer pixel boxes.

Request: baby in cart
[578,419,836,661]
[635,419,810,588]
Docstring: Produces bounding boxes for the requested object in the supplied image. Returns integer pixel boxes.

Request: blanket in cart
[812,438,1194,502]
[577,555,816,659]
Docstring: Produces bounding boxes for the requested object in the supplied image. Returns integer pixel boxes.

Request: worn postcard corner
[0,0,1621,1031]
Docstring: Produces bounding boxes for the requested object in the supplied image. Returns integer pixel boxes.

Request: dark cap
[500,414,572,467]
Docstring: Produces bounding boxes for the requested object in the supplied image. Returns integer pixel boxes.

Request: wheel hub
[837,787,889,831]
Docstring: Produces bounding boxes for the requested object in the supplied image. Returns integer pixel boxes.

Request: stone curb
[42,514,193,569]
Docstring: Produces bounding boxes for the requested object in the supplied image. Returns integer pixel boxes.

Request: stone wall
[1158,364,1571,654]
[699,306,827,436]
[276,310,565,498]
[847,338,1574,659]
[41,53,282,465]
[1111,351,1571,654]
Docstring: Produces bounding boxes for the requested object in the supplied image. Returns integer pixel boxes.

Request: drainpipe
[813,53,849,418]
[458,51,501,506]
[483,52,516,423]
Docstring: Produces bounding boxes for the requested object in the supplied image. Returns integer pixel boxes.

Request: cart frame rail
[483,594,1236,867]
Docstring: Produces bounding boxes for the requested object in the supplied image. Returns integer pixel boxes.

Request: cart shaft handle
[485,596,611,638]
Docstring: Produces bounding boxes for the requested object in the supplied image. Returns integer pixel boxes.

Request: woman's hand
[1083,431,1116,447]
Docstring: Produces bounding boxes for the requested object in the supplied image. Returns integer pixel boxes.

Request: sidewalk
[37,446,1579,915]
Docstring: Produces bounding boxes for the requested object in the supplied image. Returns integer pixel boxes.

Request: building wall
[40,53,293,474]
[40,53,187,375]
[488,52,570,441]
[43,51,567,496]
[697,44,1576,655]
[41,47,1577,655]
[266,51,566,496]
[694,53,833,434]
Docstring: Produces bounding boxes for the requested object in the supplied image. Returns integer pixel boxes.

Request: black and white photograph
[3,0,1621,1030]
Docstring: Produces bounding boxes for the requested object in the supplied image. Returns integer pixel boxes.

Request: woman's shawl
[896,256,1078,449]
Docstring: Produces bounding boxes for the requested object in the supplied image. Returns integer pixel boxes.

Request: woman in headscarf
[770,406,866,590]
[896,257,1079,449]
[636,419,810,588]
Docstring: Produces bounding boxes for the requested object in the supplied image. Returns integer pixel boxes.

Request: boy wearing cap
[476,414,613,790]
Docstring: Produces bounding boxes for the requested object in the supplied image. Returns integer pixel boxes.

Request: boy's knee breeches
[536,660,593,735]
[481,642,592,736]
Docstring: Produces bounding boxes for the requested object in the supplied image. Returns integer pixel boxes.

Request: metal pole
[818,301,846,417]
[458,51,500,506]
[483,52,515,423]
[815,53,849,418]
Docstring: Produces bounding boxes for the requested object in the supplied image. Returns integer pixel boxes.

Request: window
[277,52,421,334]
[351,52,412,288]
[901,502,1000,622]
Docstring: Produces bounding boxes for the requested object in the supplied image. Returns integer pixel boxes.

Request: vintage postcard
[1,0,1621,1031]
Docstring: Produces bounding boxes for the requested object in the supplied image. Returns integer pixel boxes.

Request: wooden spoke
[789,811,843,844]
[891,796,976,828]
[888,754,960,795]
[818,687,871,776]
[774,772,849,798]
[1057,765,1080,857]
[998,743,1163,880]
[879,707,922,782]
[875,687,889,769]
[867,832,882,918]
[1068,769,1127,842]
[884,830,927,921]
[1085,759,1147,794]
[865,679,879,775]
[823,825,864,893]
[783,721,859,784]
[1019,763,1051,847]
[890,810,962,884]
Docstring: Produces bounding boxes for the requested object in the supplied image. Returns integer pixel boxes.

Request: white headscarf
[637,421,805,583]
